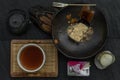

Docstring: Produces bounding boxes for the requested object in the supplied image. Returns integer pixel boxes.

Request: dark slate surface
[0,0,120,80]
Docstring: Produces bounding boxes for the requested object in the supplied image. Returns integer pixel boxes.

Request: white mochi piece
[100,54,113,67]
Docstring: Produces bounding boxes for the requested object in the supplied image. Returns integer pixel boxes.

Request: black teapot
[7,9,29,35]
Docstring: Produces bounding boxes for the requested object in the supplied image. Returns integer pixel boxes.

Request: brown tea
[20,46,43,70]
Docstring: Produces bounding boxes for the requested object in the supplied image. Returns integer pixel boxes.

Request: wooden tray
[10,40,58,77]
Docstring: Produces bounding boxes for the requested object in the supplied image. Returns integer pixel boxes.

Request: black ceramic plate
[52,6,108,59]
